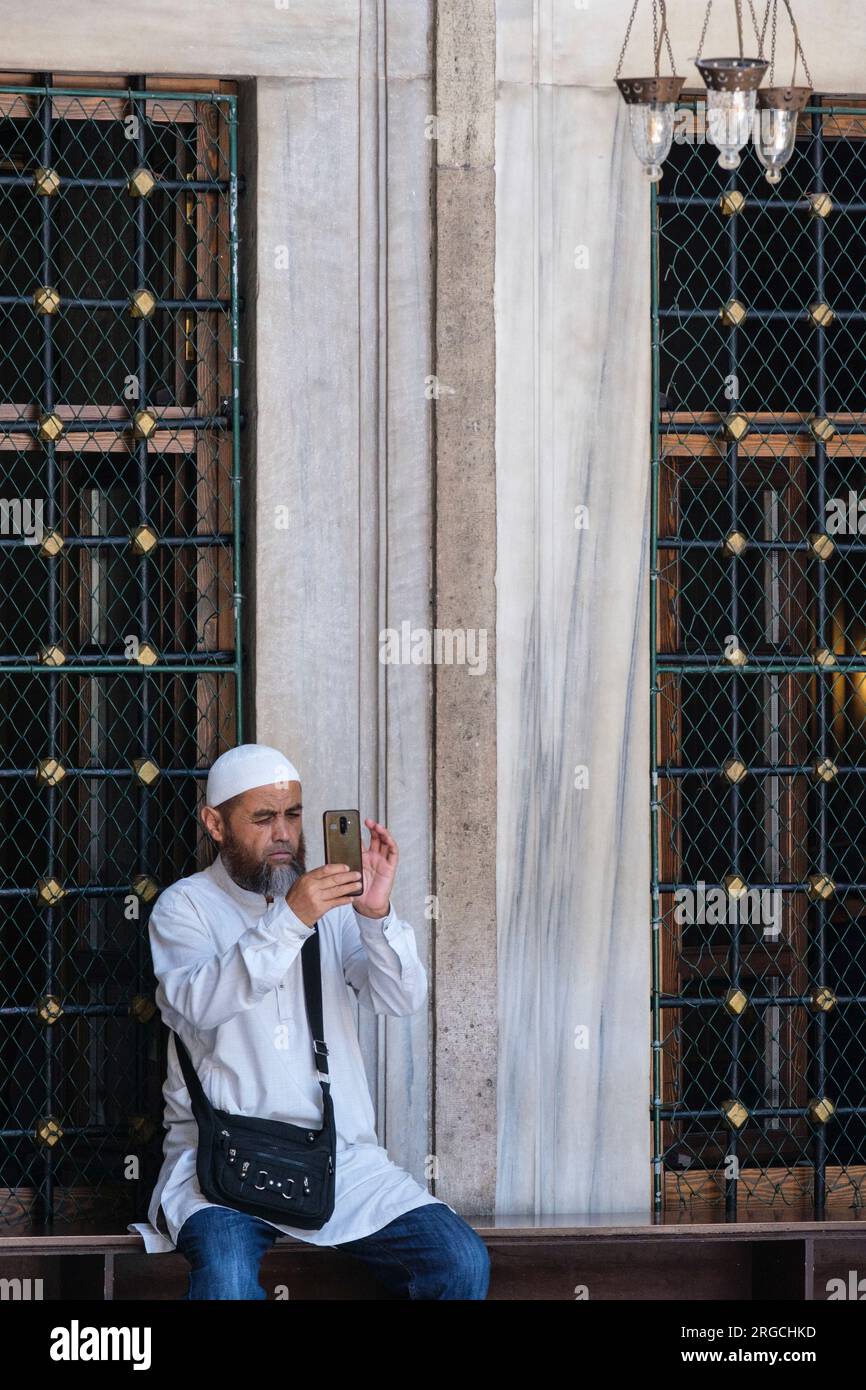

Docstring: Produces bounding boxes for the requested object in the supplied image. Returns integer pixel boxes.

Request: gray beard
[219,846,305,898]
[261,860,302,898]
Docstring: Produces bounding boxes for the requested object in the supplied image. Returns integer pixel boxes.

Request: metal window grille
[652,99,866,1221]
[0,78,242,1233]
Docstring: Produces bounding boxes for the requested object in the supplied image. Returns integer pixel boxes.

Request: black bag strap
[299,923,330,1087]
[173,1027,212,1121]
[172,921,331,1117]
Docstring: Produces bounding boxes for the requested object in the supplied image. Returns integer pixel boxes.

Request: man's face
[202,782,306,897]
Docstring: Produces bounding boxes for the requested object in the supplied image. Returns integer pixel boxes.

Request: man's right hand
[284,864,364,926]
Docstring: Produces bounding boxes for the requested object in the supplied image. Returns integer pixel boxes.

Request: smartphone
[323,810,364,896]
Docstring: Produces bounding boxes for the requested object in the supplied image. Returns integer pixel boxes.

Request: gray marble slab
[495,80,652,1213]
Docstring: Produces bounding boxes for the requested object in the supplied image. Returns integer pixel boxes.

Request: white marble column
[495,71,652,1212]
[251,3,435,1184]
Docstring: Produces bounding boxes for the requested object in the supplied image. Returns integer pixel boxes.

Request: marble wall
[492,0,866,1219]
[494,68,652,1213]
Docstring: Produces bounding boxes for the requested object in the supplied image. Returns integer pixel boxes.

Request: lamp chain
[695,0,713,64]
[660,0,677,76]
[759,0,774,70]
[697,0,764,64]
[784,0,813,86]
[652,0,659,76]
[615,0,642,80]
[615,0,677,81]
[760,0,812,89]
[652,0,677,77]
[746,0,763,54]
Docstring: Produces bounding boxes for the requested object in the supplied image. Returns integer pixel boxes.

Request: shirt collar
[207,851,271,912]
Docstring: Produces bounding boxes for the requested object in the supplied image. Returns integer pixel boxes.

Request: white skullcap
[206,743,301,808]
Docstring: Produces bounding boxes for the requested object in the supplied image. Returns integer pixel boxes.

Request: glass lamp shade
[616,76,686,183]
[627,101,677,181]
[754,88,811,184]
[696,58,768,170]
[706,88,759,168]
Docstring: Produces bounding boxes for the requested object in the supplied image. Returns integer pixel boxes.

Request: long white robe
[129,851,448,1252]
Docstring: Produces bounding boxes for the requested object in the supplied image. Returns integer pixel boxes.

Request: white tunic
[129,851,448,1253]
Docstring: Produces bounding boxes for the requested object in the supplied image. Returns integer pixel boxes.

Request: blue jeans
[175,1200,490,1300]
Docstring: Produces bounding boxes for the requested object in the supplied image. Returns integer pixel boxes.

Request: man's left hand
[353,819,398,918]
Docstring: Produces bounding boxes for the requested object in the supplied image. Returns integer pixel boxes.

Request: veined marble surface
[495,80,652,1214]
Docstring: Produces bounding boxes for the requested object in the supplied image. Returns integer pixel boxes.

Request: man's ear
[200,804,224,846]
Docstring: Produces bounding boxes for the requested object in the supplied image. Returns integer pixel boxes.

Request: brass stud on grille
[36,1117,63,1148]
[33,166,61,196]
[808,301,835,328]
[130,288,157,319]
[814,648,837,668]
[183,311,197,362]
[719,190,746,216]
[128,167,156,198]
[132,757,161,786]
[130,995,157,1023]
[133,641,158,666]
[39,528,64,557]
[807,872,835,901]
[724,987,749,1017]
[809,533,835,561]
[129,525,158,556]
[722,757,748,784]
[724,872,748,899]
[37,412,64,443]
[808,414,837,442]
[807,1095,836,1124]
[128,1115,158,1142]
[37,994,64,1025]
[38,643,66,666]
[722,531,748,557]
[720,298,748,327]
[33,285,60,315]
[132,408,158,440]
[723,645,748,667]
[723,412,750,442]
[131,875,159,903]
[722,1098,749,1128]
[36,877,66,906]
[808,192,833,218]
[35,757,67,786]
[813,758,838,783]
[810,986,837,1013]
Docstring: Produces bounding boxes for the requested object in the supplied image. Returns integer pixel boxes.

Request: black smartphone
[323,809,364,895]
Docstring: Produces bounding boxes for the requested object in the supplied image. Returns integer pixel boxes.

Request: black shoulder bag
[171,924,337,1230]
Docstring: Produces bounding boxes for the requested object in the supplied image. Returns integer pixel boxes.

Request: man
[130,743,489,1300]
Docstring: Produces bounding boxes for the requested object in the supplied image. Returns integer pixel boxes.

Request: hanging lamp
[615,0,685,183]
[695,0,768,170]
[753,0,812,184]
